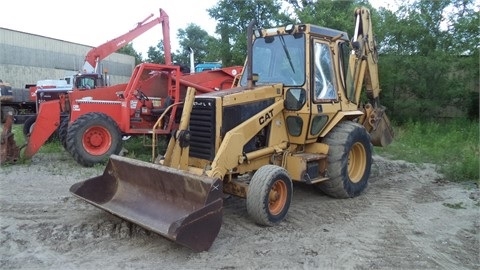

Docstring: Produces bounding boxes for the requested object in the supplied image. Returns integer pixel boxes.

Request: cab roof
[261,24,349,41]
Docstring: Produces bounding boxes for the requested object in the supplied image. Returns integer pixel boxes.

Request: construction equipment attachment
[1,113,21,164]
[69,155,224,252]
[370,108,394,147]
[361,104,395,147]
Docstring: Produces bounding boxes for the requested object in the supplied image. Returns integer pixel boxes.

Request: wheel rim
[268,179,288,216]
[347,142,367,183]
[82,126,112,156]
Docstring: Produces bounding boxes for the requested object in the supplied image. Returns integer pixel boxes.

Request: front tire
[317,121,372,198]
[66,112,122,167]
[246,165,293,226]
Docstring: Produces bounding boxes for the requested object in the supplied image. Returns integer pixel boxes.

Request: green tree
[117,43,143,65]
[175,24,221,67]
[376,0,479,122]
[291,0,372,31]
[208,0,291,66]
[446,0,480,119]
[146,40,169,64]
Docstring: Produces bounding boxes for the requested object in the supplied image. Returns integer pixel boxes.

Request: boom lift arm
[350,7,394,146]
[82,8,172,74]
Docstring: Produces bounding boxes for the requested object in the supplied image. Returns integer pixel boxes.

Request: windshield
[76,76,95,89]
[240,33,305,87]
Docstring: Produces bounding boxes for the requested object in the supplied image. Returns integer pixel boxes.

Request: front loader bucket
[69,155,224,252]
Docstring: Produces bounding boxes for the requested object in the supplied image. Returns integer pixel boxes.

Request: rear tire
[317,121,372,198]
[66,112,122,167]
[246,165,293,226]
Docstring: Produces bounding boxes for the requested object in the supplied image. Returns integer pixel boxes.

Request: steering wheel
[135,90,149,101]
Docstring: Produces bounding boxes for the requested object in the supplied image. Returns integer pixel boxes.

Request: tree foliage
[117,43,143,65]
[207,0,291,66]
[175,23,220,67]
[375,0,479,122]
[290,0,371,31]
[146,40,163,64]
[145,40,171,64]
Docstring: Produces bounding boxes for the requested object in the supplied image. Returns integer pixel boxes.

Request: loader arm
[23,100,61,158]
[349,7,394,146]
[162,88,196,169]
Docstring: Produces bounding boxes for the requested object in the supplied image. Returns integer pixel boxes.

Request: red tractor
[14,7,243,166]
[21,9,172,133]
[23,62,242,166]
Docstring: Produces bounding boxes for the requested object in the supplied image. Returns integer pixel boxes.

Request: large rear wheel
[317,121,372,198]
[66,112,122,167]
[246,165,293,226]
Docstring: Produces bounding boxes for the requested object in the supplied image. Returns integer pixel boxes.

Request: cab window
[313,42,337,101]
[77,77,95,89]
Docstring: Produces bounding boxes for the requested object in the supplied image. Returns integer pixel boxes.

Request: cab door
[305,39,343,141]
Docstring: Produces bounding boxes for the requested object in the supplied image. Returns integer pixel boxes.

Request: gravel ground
[1,149,479,269]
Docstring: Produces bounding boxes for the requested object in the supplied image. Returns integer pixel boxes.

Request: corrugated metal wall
[0,28,135,88]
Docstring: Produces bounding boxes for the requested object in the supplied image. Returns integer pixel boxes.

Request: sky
[1,0,219,56]
[2,0,395,57]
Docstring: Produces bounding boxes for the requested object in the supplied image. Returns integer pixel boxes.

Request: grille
[189,98,216,160]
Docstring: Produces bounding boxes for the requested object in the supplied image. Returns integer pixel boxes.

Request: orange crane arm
[82,8,172,73]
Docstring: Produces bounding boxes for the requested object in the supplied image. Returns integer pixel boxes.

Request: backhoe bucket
[370,111,394,147]
[69,155,224,252]
[1,114,21,164]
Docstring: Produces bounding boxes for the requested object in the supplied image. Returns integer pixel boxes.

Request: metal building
[0,27,135,88]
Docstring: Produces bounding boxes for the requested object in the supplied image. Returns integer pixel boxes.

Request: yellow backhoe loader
[70,7,394,252]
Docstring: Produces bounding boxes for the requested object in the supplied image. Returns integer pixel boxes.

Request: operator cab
[238,23,353,144]
[239,32,305,87]
[239,24,350,100]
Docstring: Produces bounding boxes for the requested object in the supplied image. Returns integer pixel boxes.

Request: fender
[319,110,363,138]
